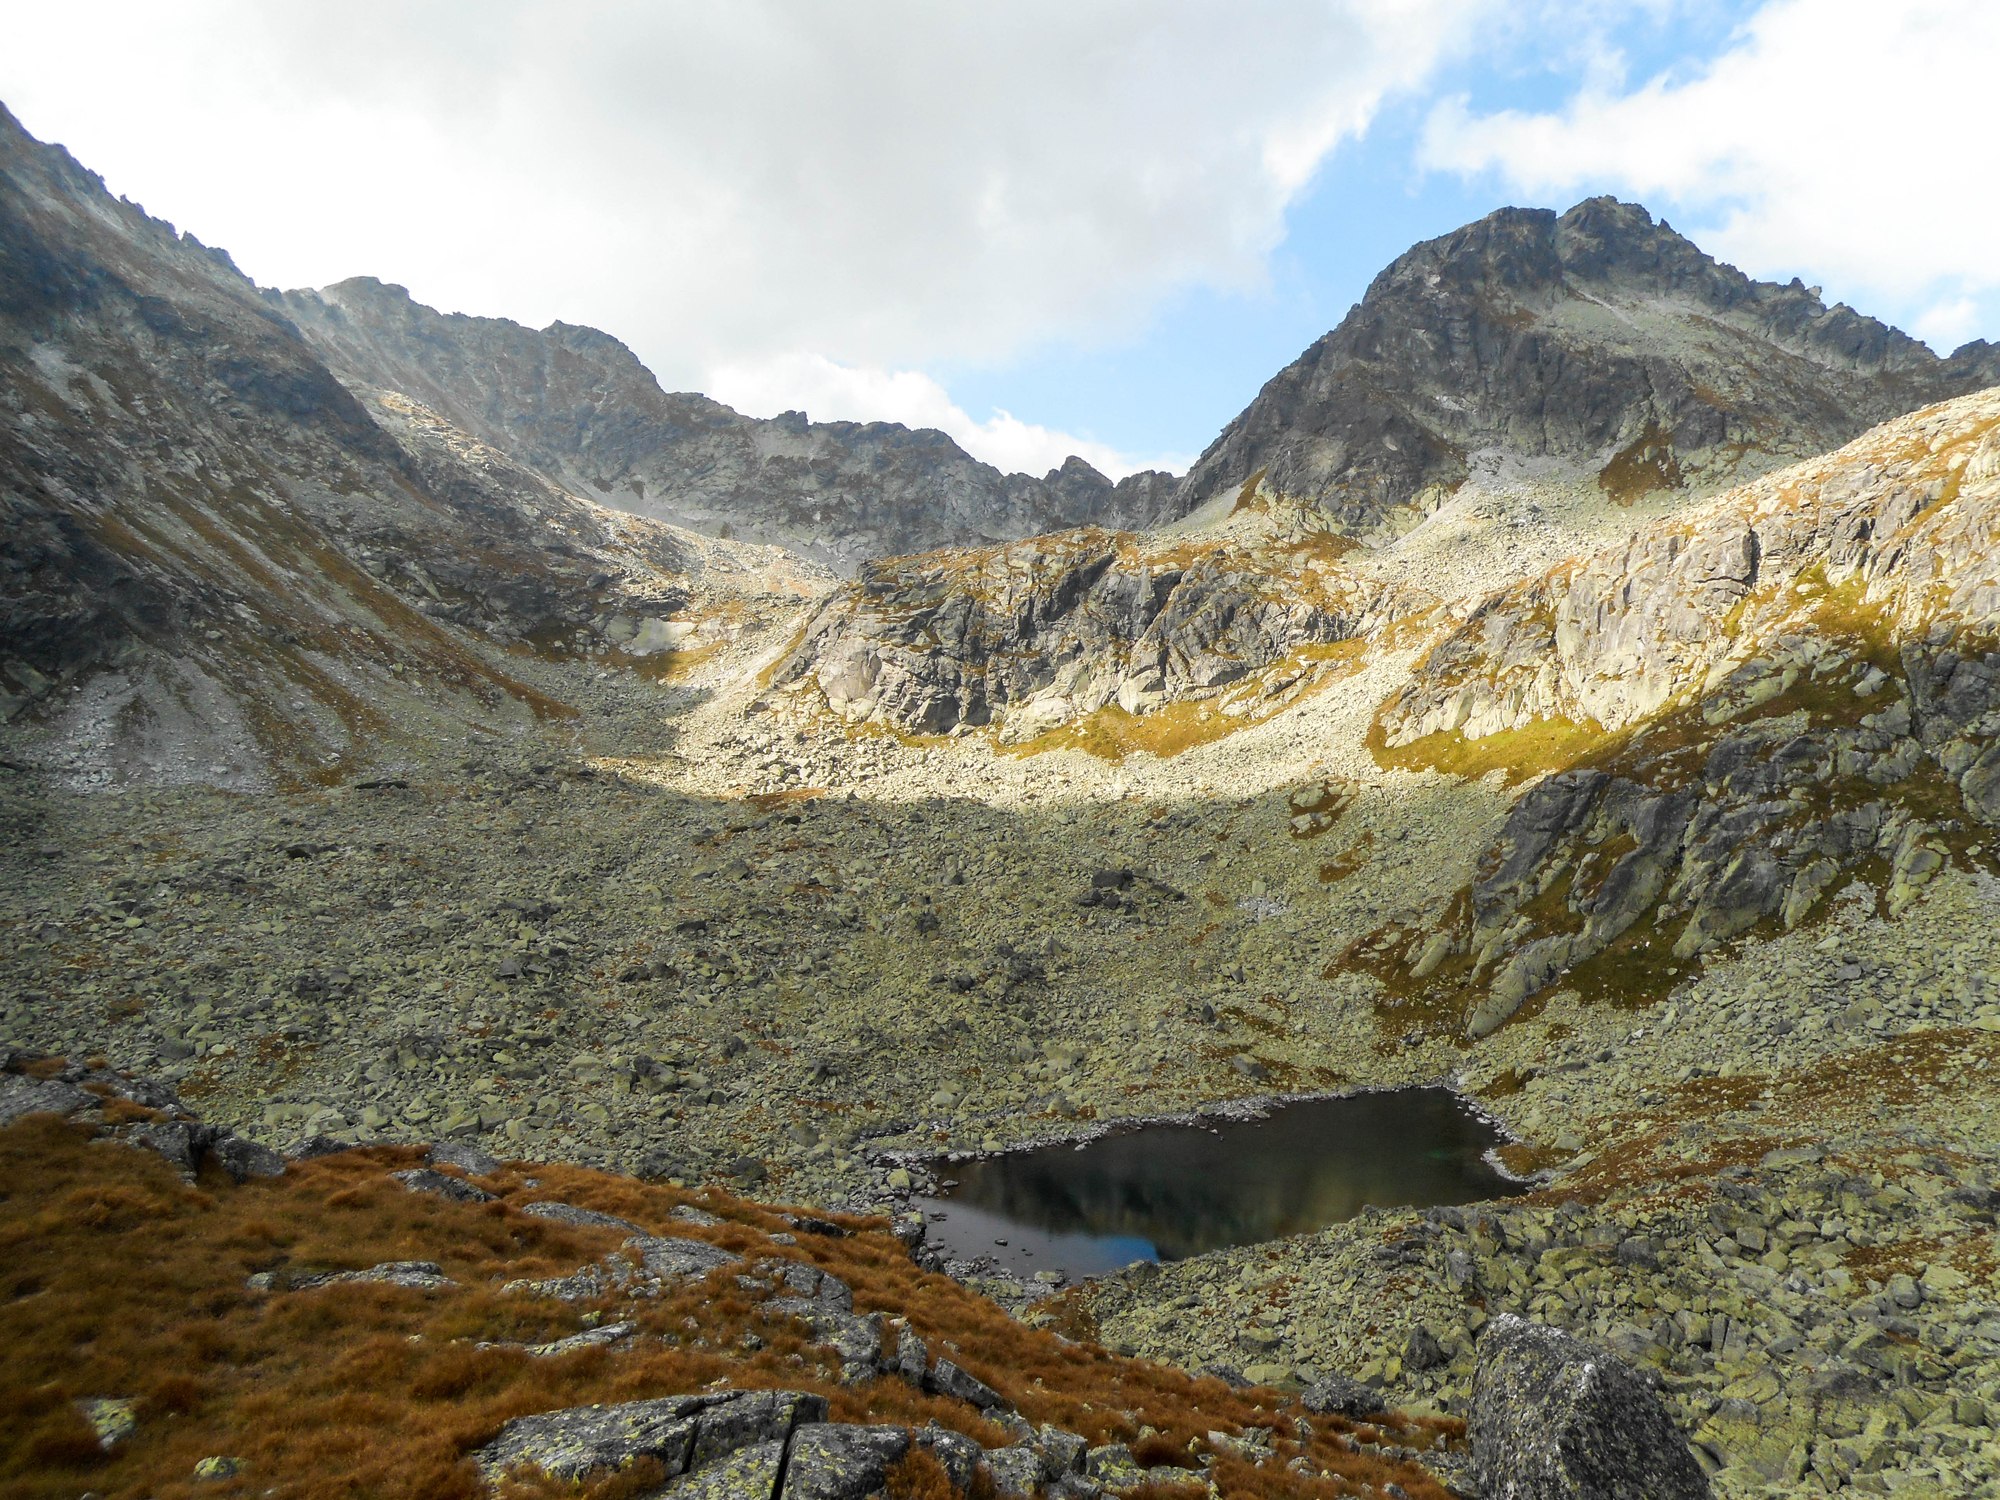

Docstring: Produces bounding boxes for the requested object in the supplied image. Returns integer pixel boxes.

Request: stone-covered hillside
[0,104,826,790]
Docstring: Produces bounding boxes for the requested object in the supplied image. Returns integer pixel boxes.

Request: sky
[2,1,1995,479]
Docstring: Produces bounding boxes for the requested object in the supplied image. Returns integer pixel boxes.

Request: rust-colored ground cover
[1,1110,1457,1499]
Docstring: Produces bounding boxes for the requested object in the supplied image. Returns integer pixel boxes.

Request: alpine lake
[917,1087,1522,1285]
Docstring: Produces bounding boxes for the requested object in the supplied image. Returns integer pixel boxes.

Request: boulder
[209,1133,286,1182]
[126,1121,208,1176]
[928,1358,1007,1410]
[892,1323,930,1385]
[666,1439,785,1498]
[1302,1371,1383,1419]
[1471,1315,1709,1499]
[624,1234,740,1278]
[0,1073,93,1124]
[426,1140,501,1176]
[983,1445,1048,1498]
[325,1260,454,1291]
[914,1425,982,1490]
[521,1200,644,1232]
[779,1423,910,1499]
[476,1390,826,1486]
[390,1168,494,1203]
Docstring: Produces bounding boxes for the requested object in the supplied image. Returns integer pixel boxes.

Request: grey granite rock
[0,1073,93,1124]
[983,1445,1048,1498]
[475,1389,826,1485]
[665,1438,784,1498]
[1302,1371,1384,1419]
[521,1200,644,1232]
[425,1140,501,1176]
[928,1358,1006,1410]
[208,1132,285,1182]
[1177,197,2000,538]
[390,1168,494,1203]
[913,1425,981,1490]
[624,1233,739,1278]
[778,1422,911,1499]
[1470,1315,1709,1500]
[278,279,1175,577]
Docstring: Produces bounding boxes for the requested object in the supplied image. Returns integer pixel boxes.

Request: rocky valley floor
[7,580,2000,1498]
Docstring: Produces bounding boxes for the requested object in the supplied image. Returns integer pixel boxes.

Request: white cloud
[0,0,1486,399]
[1418,0,2000,349]
[703,353,1188,479]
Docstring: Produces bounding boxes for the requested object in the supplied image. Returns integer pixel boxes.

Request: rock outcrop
[772,523,1429,740]
[1363,389,2000,1031]
[1471,1314,1711,1499]
[278,278,1178,574]
[1173,197,2000,540]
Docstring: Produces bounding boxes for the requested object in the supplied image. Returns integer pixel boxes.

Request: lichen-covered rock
[664,1438,785,1498]
[774,524,1422,738]
[520,1200,644,1232]
[208,1132,285,1182]
[425,1140,501,1176]
[389,1167,493,1203]
[1471,1315,1709,1499]
[624,1234,739,1278]
[982,1445,1049,1499]
[778,1423,911,1499]
[474,1389,827,1486]
[913,1425,982,1490]
[1301,1371,1384,1419]
[0,1073,93,1125]
[927,1357,1007,1410]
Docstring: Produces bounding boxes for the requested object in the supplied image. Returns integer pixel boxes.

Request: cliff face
[1169,198,2000,537]
[277,280,1177,574]
[1372,389,2000,1034]
[0,105,823,789]
[769,523,1431,743]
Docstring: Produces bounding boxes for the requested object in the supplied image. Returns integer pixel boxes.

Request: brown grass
[0,1112,1459,1500]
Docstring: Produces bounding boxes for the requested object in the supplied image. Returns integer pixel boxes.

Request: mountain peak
[1172,196,2000,534]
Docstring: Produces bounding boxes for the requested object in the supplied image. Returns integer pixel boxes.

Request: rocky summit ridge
[278,277,1180,575]
[9,95,2000,1500]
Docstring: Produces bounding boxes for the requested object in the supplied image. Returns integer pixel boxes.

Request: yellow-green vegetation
[1366,713,1606,787]
[1001,699,1252,763]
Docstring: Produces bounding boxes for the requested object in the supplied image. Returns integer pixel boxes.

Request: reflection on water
[918,1088,1519,1284]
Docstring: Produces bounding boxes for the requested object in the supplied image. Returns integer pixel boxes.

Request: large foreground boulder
[1471,1315,1709,1499]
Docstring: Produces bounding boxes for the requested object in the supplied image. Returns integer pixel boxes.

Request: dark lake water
[917,1088,1520,1284]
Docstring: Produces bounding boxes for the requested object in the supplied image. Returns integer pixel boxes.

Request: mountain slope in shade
[0,104,824,789]
[1170,197,2000,538]
[277,278,1179,575]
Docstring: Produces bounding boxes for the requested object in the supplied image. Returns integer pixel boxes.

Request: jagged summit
[1170,196,2000,538]
[278,277,1178,574]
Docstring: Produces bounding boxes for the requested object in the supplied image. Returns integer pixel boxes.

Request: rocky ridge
[0,102,828,790]
[278,277,1179,575]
